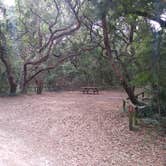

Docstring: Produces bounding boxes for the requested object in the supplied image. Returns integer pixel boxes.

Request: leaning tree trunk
[121,80,141,105]
[101,14,141,105]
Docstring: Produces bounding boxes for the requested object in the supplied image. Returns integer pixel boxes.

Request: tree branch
[25,44,97,84]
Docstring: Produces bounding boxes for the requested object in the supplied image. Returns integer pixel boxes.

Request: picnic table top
[81,86,99,89]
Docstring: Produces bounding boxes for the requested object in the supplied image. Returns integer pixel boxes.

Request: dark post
[123,99,126,112]
[128,105,134,131]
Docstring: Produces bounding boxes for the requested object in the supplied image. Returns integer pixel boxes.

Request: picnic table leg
[93,89,96,94]
[96,88,99,94]
[86,88,89,94]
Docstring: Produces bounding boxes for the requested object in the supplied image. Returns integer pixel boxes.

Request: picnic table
[81,86,99,94]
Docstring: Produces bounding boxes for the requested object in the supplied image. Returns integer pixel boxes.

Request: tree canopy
[0,0,166,116]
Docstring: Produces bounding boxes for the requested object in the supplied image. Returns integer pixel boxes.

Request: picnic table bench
[81,86,99,94]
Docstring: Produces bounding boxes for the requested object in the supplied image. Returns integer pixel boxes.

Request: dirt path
[0,91,165,166]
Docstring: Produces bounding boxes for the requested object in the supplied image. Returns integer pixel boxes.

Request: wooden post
[133,110,136,126]
[123,99,126,112]
[128,105,134,131]
[133,107,138,125]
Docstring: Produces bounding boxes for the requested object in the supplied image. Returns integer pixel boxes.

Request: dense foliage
[0,0,166,117]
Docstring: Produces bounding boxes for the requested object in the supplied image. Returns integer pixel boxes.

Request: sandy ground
[0,91,165,166]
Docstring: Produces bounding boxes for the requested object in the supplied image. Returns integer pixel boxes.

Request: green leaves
[132,71,151,86]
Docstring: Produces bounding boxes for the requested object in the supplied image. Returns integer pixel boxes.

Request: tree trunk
[21,82,28,94]
[0,30,17,95]
[101,14,141,105]
[21,64,28,93]
[4,62,17,95]
[0,53,17,95]
[35,79,43,94]
[8,75,17,95]
[121,80,140,105]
